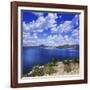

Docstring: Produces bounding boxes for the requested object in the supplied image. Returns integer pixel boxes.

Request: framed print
[11,1,88,88]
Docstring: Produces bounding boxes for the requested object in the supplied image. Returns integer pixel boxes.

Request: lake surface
[23,47,79,74]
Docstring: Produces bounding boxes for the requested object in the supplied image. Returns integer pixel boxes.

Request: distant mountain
[39,45,46,47]
[56,44,79,49]
[24,44,79,50]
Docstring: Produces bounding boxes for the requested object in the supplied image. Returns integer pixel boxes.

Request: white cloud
[32,12,44,16]
[23,16,45,33]
[23,32,30,38]
[51,14,79,34]
[72,15,79,26]
[51,27,58,32]
[23,13,80,46]
[72,28,79,38]
[45,34,66,46]
[47,13,58,19]
[23,32,39,46]
[58,21,73,33]
[23,13,58,33]
[23,32,79,46]
[50,20,73,33]
[33,33,38,39]
[23,22,30,31]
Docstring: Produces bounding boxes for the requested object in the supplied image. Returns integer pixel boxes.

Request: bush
[63,60,71,73]
[64,64,71,73]
[52,57,58,66]
[44,62,57,75]
[73,58,79,63]
[32,66,44,76]
[45,57,58,67]
[45,66,57,75]
[52,59,58,66]
[63,60,70,65]
[32,58,58,76]
[45,63,54,67]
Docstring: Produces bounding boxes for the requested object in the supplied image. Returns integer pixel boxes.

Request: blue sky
[22,10,80,46]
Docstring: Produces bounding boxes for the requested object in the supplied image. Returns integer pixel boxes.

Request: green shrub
[63,60,70,65]
[32,58,58,76]
[44,62,57,75]
[73,58,79,63]
[32,66,44,76]
[63,60,71,73]
[45,58,58,67]
[45,66,57,75]
[45,63,54,67]
[51,59,58,66]
[64,64,71,73]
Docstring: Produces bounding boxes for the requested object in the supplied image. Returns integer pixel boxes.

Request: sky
[22,10,80,46]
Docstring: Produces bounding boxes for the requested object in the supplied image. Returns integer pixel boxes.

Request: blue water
[23,47,79,74]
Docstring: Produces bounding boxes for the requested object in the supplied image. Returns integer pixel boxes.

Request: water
[23,47,79,74]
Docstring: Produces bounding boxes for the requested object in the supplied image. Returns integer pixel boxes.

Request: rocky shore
[24,59,79,77]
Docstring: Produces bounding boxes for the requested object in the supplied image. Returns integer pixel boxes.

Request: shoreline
[24,59,79,77]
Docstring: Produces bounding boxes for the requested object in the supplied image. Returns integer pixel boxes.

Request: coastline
[24,59,79,77]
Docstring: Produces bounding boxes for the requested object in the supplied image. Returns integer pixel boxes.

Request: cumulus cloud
[23,12,80,46]
[72,28,79,37]
[32,12,44,16]
[50,15,79,34]
[23,13,58,33]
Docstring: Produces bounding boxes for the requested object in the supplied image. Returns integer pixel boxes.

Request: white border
[18,6,84,83]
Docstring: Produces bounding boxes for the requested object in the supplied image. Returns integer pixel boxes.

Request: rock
[27,70,36,77]
[39,66,44,69]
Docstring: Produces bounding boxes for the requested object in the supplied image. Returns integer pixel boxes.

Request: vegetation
[44,65,56,75]
[63,60,71,72]
[44,60,57,67]
[31,57,58,76]
[63,58,79,73]
[32,64,57,76]
[52,57,58,66]
[72,58,79,63]
[32,66,44,76]
[26,57,79,76]
[63,60,70,65]
[44,63,57,75]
